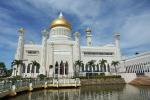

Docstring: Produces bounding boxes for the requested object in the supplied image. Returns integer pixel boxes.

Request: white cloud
[0,0,150,56]
[120,11,150,49]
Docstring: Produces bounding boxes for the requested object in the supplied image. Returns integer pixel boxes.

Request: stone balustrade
[0,78,81,98]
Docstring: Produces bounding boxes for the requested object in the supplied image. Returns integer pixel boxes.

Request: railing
[15,81,29,89]
[32,80,45,87]
[0,82,11,92]
[0,78,81,98]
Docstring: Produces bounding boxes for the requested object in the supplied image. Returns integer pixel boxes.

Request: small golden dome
[85,28,91,33]
[50,13,72,30]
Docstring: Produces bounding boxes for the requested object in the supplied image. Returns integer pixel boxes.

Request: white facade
[12,13,121,78]
[119,51,150,75]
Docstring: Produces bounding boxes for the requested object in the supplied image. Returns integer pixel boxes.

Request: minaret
[14,27,25,76]
[85,28,92,46]
[41,29,49,75]
[75,32,81,60]
[49,12,72,41]
[114,33,121,61]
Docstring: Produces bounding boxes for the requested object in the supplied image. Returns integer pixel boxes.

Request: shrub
[37,74,46,80]
[79,75,121,79]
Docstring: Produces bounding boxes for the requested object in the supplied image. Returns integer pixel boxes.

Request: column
[75,32,81,60]
[40,29,49,75]
[114,33,121,61]
[14,28,25,76]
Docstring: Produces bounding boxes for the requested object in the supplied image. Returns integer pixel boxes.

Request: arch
[85,64,88,72]
[89,65,92,72]
[96,64,99,72]
[65,61,68,75]
[31,65,35,73]
[107,64,110,72]
[60,61,64,75]
[27,64,30,73]
[82,63,84,72]
[55,61,58,74]
[36,65,40,73]
[22,63,26,73]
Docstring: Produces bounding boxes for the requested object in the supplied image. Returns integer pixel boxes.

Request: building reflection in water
[8,84,150,100]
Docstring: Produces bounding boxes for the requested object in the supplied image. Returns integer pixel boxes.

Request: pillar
[40,29,49,75]
[114,33,121,61]
[14,28,25,76]
[75,32,81,60]
[9,85,17,96]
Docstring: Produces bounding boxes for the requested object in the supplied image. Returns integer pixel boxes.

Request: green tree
[0,62,6,68]
[30,60,40,77]
[0,62,7,76]
[37,74,46,80]
[99,59,107,72]
[87,60,96,72]
[75,60,83,77]
[11,60,24,76]
[111,61,119,75]
[5,69,12,77]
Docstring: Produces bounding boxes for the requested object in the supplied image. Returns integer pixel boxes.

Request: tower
[114,33,121,61]
[46,12,74,78]
[40,29,49,75]
[14,27,25,75]
[75,32,81,60]
[85,28,92,46]
[48,12,72,41]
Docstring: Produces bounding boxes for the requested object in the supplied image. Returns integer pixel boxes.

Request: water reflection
[8,84,150,100]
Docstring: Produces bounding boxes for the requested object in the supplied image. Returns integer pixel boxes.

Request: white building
[119,51,150,76]
[12,13,121,78]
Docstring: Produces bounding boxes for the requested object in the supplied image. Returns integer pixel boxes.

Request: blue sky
[0,0,150,68]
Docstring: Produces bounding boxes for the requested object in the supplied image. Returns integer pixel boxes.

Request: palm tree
[75,60,83,77]
[99,59,107,72]
[87,60,96,77]
[30,60,40,77]
[11,59,24,76]
[111,61,119,75]
[87,60,95,71]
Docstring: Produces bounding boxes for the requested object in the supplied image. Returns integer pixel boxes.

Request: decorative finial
[114,32,120,36]
[41,29,49,37]
[29,41,34,44]
[58,12,63,18]
[18,27,25,34]
[75,32,80,37]
[85,27,91,33]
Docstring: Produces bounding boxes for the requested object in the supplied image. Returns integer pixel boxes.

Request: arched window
[107,64,110,72]
[96,64,99,72]
[60,61,64,75]
[55,61,58,74]
[27,64,30,73]
[82,63,84,72]
[36,65,40,73]
[22,63,26,73]
[89,65,92,72]
[31,65,35,73]
[85,64,88,72]
[65,61,68,75]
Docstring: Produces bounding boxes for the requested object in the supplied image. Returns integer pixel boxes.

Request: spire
[85,27,92,46]
[58,12,63,18]
[18,27,25,35]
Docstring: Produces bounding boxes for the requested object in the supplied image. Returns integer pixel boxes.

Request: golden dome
[50,13,72,30]
[85,28,91,33]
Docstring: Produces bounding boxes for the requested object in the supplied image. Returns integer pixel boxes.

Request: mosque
[12,13,121,78]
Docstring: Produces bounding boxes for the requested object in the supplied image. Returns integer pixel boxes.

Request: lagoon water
[7,84,150,100]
